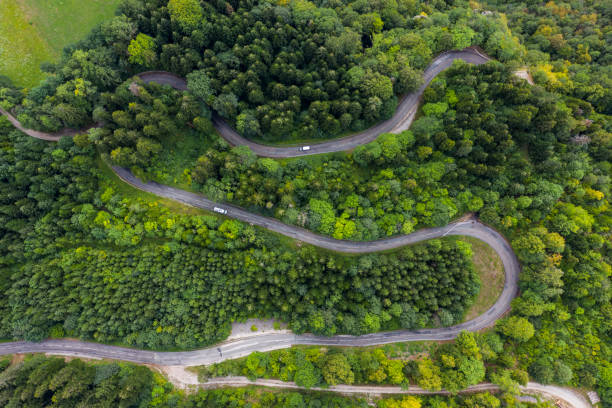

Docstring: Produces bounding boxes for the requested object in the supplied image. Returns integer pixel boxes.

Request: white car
[299,146,311,151]
[213,207,228,215]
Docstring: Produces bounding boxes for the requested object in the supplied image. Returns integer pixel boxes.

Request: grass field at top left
[0,0,121,88]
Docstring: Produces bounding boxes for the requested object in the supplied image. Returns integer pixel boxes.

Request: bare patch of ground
[514,69,535,85]
[156,365,200,392]
[227,318,290,340]
[11,354,25,364]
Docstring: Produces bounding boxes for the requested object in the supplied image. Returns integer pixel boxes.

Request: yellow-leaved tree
[377,396,422,408]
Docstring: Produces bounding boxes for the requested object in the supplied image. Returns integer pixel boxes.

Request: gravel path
[200,377,591,408]
[158,372,593,408]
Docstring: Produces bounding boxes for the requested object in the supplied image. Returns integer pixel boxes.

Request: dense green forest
[0,127,479,348]
[482,0,611,114]
[0,355,158,407]
[4,0,521,142]
[83,62,609,245]
[0,354,546,408]
[198,331,511,393]
[0,0,610,405]
[90,79,213,182]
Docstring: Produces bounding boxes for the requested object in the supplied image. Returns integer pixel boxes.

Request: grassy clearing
[0,0,52,86]
[461,236,505,322]
[19,0,120,54]
[0,0,120,87]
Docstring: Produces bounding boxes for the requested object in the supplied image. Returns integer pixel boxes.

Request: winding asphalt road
[0,48,491,151]
[0,207,519,365]
[1,47,519,367]
[140,48,491,157]
[0,47,591,407]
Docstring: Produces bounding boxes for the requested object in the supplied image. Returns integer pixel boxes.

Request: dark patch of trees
[0,355,156,407]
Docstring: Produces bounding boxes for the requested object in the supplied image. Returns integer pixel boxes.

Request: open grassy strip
[460,236,505,322]
[0,0,53,87]
[19,0,120,55]
[0,0,120,87]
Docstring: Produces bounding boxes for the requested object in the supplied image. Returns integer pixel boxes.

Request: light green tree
[416,358,442,391]
[128,33,156,66]
[322,353,354,385]
[187,70,215,104]
[499,316,535,342]
[168,0,203,31]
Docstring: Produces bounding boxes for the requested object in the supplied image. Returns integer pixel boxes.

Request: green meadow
[0,0,120,87]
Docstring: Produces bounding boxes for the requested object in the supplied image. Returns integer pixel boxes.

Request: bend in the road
[0,47,520,373]
[0,199,519,366]
[1,48,490,155]
[140,48,491,158]
[114,164,519,346]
